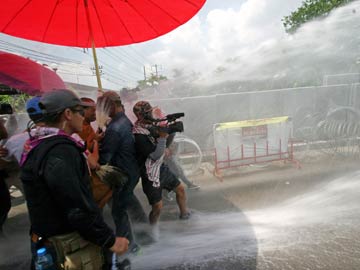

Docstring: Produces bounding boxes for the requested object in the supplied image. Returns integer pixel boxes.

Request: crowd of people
[0,89,200,270]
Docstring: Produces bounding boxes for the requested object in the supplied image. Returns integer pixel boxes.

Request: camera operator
[132,101,191,226]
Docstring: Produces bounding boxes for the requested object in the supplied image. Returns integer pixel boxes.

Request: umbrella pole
[91,42,103,95]
[84,0,103,95]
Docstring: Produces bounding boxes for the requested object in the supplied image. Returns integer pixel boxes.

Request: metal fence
[131,83,360,153]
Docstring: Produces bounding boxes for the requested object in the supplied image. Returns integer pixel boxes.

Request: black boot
[115,258,131,270]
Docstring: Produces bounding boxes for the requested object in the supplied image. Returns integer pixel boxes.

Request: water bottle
[35,247,56,270]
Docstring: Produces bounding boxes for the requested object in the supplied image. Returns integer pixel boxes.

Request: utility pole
[151,64,163,78]
[91,65,104,76]
[154,64,158,77]
[143,64,164,82]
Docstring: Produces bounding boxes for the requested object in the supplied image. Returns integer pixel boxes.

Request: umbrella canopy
[0,51,65,95]
[0,0,206,48]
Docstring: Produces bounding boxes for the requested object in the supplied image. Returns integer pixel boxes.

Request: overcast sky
[0,0,304,90]
[148,0,304,78]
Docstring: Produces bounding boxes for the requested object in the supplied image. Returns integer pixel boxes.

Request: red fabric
[0,0,206,48]
[0,51,65,95]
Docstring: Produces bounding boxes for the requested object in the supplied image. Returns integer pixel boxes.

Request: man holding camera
[132,101,191,225]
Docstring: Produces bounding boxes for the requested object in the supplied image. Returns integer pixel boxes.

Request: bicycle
[172,134,203,177]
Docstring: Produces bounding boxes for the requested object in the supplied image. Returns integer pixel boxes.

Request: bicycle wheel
[173,135,203,176]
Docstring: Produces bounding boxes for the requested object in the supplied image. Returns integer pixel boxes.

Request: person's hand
[87,141,100,170]
[110,237,129,255]
[0,145,8,158]
[164,148,171,158]
[158,130,169,138]
[94,129,105,142]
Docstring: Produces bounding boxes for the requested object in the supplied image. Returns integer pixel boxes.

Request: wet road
[1,156,360,270]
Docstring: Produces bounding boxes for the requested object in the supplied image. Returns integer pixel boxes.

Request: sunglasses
[71,108,85,117]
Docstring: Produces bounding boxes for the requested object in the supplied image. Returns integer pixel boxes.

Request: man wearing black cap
[20,89,128,269]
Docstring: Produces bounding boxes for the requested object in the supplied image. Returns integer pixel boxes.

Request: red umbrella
[0,0,206,91]
[0,51,65,96]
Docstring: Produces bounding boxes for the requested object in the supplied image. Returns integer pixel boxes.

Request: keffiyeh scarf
[133,121,163,188]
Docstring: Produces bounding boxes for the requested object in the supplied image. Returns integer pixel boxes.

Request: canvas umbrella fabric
[0,50,65,96]
[0,0,206,91]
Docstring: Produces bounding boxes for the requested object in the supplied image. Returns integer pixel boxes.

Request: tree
[282,0,354,33]
[119,87,140,102]
[0,93,29,112]
[137,74,167,88]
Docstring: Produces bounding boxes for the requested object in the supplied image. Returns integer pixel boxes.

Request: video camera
[144,112,185,136]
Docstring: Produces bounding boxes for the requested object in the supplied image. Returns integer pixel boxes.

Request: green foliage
[282,0,354,33]
[0,94,30,112]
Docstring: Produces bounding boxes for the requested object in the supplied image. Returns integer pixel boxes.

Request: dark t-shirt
[133,133,156,168]
[133,133,180,205]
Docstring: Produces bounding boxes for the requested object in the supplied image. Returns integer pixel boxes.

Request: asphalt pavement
[1,155,360,270]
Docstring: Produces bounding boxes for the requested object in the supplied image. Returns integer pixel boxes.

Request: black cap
[39,89,87,114]
[133,100,152,116]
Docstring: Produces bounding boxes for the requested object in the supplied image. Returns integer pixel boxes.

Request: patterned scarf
[20,126,86,166]
[133,121,163,188]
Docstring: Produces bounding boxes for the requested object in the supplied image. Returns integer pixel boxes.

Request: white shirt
[3,132,29,163]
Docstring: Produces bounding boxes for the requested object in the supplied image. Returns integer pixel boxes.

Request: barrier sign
[213,116,293,171]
